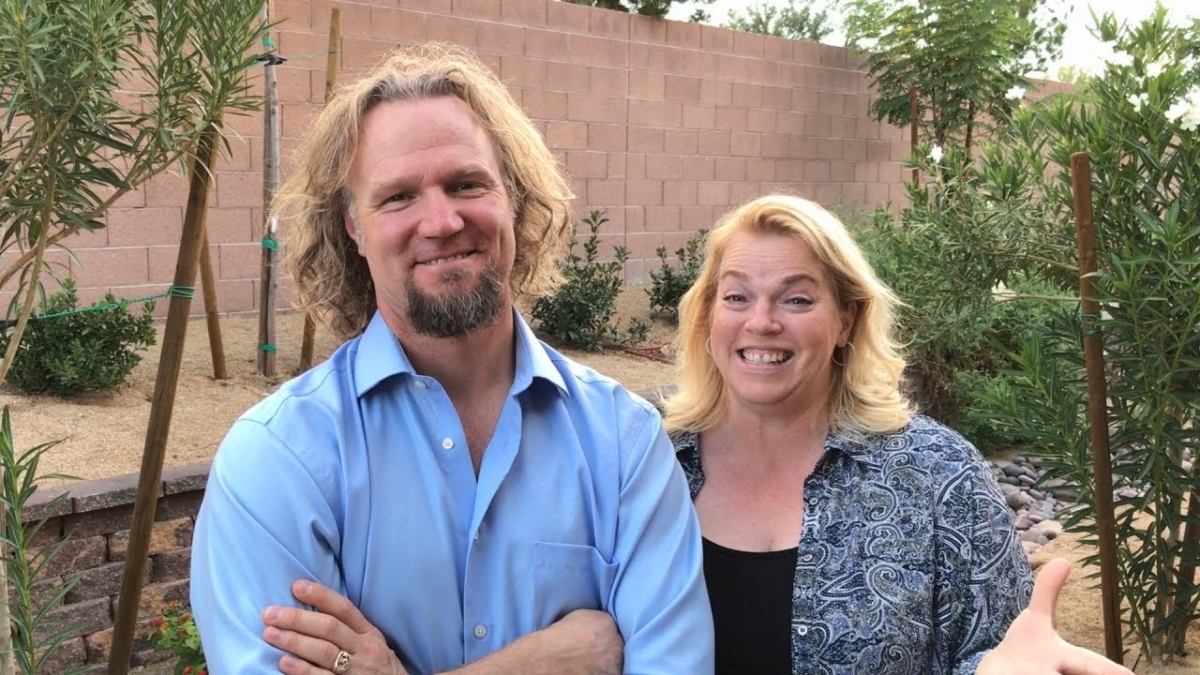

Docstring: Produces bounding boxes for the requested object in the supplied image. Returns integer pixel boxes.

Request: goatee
[405,263,505,338]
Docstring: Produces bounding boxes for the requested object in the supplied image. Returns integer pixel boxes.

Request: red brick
[700,26,734,54]
[478,21,525,56]
[628,71,665,99]
[747,159,777,182]
[607,154,627,179]
[567,93,625,124]
[665,20,701,49]
[644,45,690,74]
[626,153,646,180]
[628,128,664,153]
[218,242,262,280]
[500,56,545,89]
[625,232,665,260]
[453,0,500,20]
[567,152,608,179]
[425,14,478,47]
[524,28,568,60]
[370,7,426,42]
[569,35,628,68]
[144,172,190,208]
[586,179,624,206]
[714,158,747,182]
[277,31,331,70]
[273,0,311,27]
[547,0,590,31]
[108,518,193,562]
[664,181,697,206]
[626,180,663,206]
[33,536,107,579]
[697,181,731,205]
[645,155,682,180]
[589,67,628,96]
[521,89,567,119]
[697,131,731,156]
[731,83,764,108]
[106,208,183,247]
[682,104,716,131]
[72,248,148,287]
[803,160,831,183]
[35,636,86,672]
[546,121,588,150]
[501,0,546,26]
[818,92,846,115]
[588,124,626,152]
[664,130,698,155]
[747,109,777,133]
[733,30,766,59]
[546,62,589,93]
[682,156,715,181]
[628,99,680,128]
[629,15,666,44]
[700,79,733,106]
[715,107,748,132]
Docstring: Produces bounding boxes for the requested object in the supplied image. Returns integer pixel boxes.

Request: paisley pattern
[675,415,1033,674]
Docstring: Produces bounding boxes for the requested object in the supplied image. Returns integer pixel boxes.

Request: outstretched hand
[977,558,1134,675]
[262,580,408,675]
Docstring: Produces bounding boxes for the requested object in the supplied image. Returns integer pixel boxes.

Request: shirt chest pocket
[532,542,618,628]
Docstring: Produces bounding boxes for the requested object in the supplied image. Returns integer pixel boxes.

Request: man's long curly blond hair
[276,43,574,340]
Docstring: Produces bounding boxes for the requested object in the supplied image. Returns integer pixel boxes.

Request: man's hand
[977,558,1134,675]
[262,580,409,675]
[447,608,624,675]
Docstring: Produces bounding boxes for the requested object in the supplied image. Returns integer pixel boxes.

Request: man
[190,43,713,674]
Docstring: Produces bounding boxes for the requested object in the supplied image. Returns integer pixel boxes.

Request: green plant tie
[258,343,277,353]
[12,284,195,325]
[262,36,276,49]
[261,237,280,251]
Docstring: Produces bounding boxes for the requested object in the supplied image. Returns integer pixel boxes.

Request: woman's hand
[262,580,409,675]
[977,558,1134,675]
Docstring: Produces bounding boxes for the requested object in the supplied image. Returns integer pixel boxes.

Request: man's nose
[417,190,465,238]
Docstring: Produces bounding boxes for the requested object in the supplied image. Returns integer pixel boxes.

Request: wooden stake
[258,0,280,377]
[1070,151,1123,665]
[199,224,227,379]
[107,125,220,674]
[910,88,919,187]
[299,7,342,373]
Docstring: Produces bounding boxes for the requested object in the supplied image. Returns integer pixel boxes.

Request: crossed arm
[262,580,624,675]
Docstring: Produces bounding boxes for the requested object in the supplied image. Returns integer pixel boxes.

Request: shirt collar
[352,309,567,398]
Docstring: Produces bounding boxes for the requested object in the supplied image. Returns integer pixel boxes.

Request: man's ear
[343,211,364,252]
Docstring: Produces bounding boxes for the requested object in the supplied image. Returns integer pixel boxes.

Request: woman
[663,194,1131,675]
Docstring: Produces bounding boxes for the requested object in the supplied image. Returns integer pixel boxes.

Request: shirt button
[801,553,813,562]
[796,625,809,636]
[414,381,426,389]
[473,624,488,639]
[442,438,454,450]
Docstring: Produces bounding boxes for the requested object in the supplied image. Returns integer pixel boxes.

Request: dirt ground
[2,285,1197,672]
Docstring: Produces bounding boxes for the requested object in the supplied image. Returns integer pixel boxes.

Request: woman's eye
[723,294,746,303]
[786,297,813,306]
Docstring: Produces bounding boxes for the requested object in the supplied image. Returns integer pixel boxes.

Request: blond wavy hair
[276,43,574,340]
[662,194,915,438]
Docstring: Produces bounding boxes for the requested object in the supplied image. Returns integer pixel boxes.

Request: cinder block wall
[18,466,206,673]
[43,0,910,317]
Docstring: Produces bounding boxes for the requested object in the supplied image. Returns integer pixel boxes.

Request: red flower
[183,667,193,675]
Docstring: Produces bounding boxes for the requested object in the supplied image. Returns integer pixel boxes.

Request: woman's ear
[839,301,858,345]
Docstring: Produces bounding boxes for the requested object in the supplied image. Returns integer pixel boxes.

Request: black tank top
[703,537,798,675]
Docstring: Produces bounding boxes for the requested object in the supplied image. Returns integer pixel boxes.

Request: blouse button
[796,625,809,636]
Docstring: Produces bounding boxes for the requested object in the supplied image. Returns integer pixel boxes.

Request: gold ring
[332,649,351,674]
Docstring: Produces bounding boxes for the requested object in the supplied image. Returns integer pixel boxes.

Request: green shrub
[646,230,706,323]
[1,278,156,396]
[532,211,648,352]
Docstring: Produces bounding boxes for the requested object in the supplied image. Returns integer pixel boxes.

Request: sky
[668,0,1199,75]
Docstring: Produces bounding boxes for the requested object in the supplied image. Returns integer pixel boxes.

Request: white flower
[992,282,1016,301]
[1166,88,1200,132]
[1128,92,1148,112]
[1108,49,1134,68]
[926,12,939,24]
[1005,85,1026,101]
[915,38,928,49]
[929,145,944,163]
[1146,61,1165,78]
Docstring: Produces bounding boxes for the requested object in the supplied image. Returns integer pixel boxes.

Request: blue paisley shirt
[674,415,1034,674]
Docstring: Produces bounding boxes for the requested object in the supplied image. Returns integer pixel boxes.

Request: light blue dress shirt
[190,310,713,674]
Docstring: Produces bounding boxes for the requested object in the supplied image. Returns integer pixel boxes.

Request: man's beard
[405,263,505,338]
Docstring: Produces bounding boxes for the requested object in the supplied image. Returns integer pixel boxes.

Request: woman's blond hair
[662,194,915,438]
[276,43,574,340]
